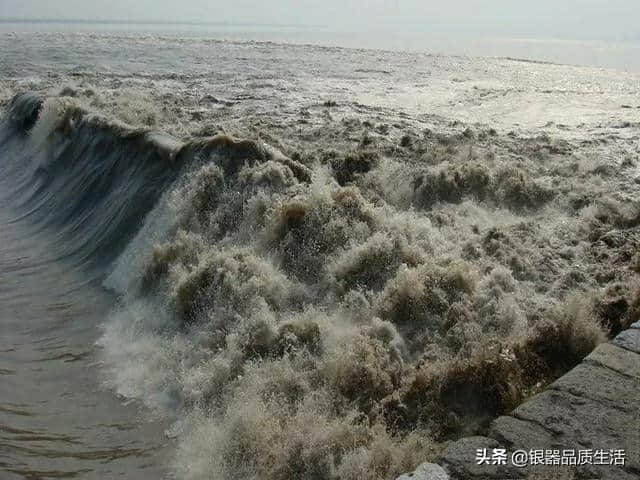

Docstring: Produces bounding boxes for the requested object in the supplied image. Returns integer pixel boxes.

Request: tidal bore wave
[0,93,286,272]
[2,93,638,479]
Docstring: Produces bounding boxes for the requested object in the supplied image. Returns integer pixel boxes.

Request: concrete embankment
[401,322,640,479]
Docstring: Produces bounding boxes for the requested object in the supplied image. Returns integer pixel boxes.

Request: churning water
[1,29,639,480]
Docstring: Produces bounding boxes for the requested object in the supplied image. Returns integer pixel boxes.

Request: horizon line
[0,17,328,30]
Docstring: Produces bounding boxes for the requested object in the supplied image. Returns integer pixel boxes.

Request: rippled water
[1,20,639,70]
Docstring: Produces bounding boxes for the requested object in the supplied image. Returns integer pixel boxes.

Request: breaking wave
[0,93,183,270]
[2,92,639,480]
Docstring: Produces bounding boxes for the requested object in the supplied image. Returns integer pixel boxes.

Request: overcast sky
[2,0,639,42]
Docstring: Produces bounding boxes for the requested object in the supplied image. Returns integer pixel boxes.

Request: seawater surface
[1,20,640,70]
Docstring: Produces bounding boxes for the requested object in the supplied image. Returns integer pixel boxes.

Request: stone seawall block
[396,336,640,480]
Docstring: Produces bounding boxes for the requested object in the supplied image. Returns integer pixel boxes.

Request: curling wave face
[1,94,185,270]
[2,92,639,480]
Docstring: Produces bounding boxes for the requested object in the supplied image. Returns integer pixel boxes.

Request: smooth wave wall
[0,94,288,273]
[0,94,184,270]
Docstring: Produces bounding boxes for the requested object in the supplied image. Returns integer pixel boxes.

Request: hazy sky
[2,0,639,42]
